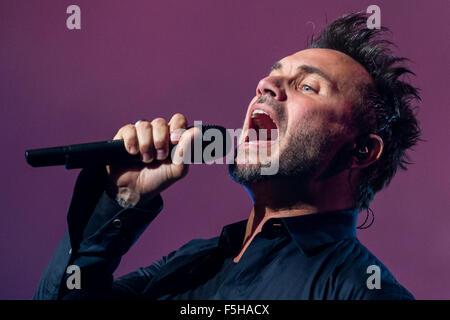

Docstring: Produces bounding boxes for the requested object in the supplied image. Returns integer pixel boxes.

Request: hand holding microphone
[106,113,198,207]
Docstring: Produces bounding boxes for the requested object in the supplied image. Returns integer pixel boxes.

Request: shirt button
[113,219,122,229]
[68,248,72,255]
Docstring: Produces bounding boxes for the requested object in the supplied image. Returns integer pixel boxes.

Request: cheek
[284,105,317,138]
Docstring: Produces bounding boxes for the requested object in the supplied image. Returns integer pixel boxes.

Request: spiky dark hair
[308,12,421,210]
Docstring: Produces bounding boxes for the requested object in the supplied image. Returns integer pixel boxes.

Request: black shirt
[33,168,414,300]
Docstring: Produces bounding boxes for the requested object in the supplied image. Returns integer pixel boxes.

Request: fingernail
[143,153,152,163]
[156,149,166,160]
[130,146,138,154]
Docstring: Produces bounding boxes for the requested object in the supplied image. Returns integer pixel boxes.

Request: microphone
[25,125,231,169]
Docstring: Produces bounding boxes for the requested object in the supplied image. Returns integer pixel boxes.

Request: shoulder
[165,236,220,261]
[328,238,414,300]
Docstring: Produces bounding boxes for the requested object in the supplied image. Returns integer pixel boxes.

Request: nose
[256,76,287,101]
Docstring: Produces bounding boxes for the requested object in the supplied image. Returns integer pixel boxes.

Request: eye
[301,84,315,92]
[291,78,318,93]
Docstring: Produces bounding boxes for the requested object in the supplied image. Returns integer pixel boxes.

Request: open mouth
[247,109,279,142]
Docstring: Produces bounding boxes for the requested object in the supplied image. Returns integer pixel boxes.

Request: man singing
[34,13,420,300]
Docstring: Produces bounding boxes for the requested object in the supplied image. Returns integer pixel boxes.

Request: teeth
[251,109,269,118]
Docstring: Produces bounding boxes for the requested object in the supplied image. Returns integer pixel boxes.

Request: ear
[351,134,384,169]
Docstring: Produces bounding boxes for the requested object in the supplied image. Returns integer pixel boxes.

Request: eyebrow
[270,61,282,72]
[270,61,335,88]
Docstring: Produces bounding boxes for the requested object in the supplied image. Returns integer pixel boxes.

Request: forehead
[275,48,373,90]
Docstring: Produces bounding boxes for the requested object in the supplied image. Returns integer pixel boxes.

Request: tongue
[253,113,277,140]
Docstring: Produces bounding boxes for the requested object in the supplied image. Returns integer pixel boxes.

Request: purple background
[1,0,449,299]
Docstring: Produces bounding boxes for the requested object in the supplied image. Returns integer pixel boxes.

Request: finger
[171,126,201,167]
[151,117,170,161]
[168,113,188,144]
[115,124,139,155]
[135,120,154,163]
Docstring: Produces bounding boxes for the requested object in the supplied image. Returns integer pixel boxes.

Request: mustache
[255,95,281,109]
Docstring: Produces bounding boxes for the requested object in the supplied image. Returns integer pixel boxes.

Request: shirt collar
[280,209,358,256]
[218,209,358,257]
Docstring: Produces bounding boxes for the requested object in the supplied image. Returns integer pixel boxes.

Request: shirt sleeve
[33,167,164,300]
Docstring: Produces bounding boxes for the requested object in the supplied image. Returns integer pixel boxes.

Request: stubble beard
[228,119,335,189]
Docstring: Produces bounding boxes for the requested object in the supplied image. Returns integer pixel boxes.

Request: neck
[236,176,355,261]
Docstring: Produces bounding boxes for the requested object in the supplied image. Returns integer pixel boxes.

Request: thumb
[171,126,202,167]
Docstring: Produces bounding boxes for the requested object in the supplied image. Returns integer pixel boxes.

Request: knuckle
[124,133,136,142]
[171,113,187,125]
[152,117,168,127]
[173,113,186,120]
[177,120,188,128]
[123,127,137,138]
[137,121,152,130]
[117,124,133,136]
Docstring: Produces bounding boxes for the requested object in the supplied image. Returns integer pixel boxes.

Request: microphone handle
[25,125,228,169]
[26,140,145,169]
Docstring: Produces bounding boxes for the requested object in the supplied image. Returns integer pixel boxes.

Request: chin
[228,161,274,186]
